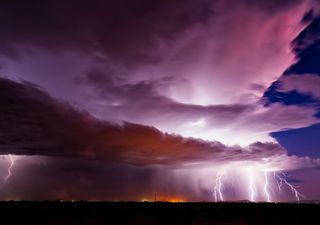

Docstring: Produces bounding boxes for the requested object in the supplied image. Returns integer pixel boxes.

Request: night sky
[0,0,320,202]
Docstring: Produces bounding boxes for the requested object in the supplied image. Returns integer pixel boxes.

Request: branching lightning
[275,173,304,201]
[211,164,304,202]
[4,155,16,183]
[248,168,256,202]
[263,171,271,202]
[214,168,226,202]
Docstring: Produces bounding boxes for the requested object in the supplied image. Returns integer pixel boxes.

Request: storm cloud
[1,0,320,201]
[0,77,288,166]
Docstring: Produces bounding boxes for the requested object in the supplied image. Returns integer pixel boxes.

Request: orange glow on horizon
[140,196,185,203]
[167,198,184,203]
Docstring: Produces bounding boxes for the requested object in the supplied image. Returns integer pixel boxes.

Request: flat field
[0,201,319,225]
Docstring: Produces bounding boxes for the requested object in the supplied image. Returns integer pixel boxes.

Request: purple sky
[0,0,320,202]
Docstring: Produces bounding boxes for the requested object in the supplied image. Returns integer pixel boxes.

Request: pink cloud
[279,74,320,99]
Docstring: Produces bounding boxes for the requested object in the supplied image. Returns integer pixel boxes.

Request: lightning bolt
[273,172,283,192]
[210,165,304,202]
[248,168,256,202]
[214,168,226,202]
[275,173,304,201]
[263,171,271,202]
[4,155,16,183]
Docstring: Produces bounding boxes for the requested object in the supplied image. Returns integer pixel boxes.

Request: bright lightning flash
[4,155,16,183]
[211,162,304,202]
[275,173,304,201]
[248,168,256,202]
[214,168,226,202]
[263,171,271,202]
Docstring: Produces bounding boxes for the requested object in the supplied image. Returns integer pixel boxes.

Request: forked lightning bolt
[275,173,304,201]
[248,168,256,202]
[263,171,271,202]
[214,168,226,202]
[4,155,16,183]
[211,166,304,202]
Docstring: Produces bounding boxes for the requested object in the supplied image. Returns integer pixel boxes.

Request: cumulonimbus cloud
[0,0,310,105]
[0,0,316,148]
[0,77,290,165]
[1,77,320,171]
[76,67,320,145]
[0,0,320,202]
[0,0,319,172]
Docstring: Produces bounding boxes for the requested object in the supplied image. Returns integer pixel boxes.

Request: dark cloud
[0,77,286,166]
[0,0,307,66]
[0,0,213,65]
[244,0,304,14]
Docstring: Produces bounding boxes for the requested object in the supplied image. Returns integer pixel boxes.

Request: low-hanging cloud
[0,77,292,166]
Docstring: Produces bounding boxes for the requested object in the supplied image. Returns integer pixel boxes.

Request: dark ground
[0,201,319,225]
